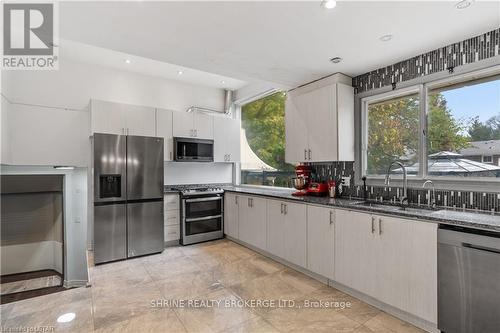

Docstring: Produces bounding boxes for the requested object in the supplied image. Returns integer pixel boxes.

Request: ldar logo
[2,2,58,70]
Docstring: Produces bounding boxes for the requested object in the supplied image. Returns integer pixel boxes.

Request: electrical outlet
[341,176,351,187]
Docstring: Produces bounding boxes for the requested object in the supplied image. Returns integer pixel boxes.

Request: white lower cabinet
[267,200,307,267]
[224,193,239,239]
[238,196,267,250]
[335,209,437,324]
[307,205,335,280]
[283,202,307,267]
[374,215,437,324]
[225,192,437,325]
[266,200,285,258]
[335,209,378,297]
[164,194,180,243]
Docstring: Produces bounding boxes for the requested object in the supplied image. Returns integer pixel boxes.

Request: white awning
[240,129,276,172]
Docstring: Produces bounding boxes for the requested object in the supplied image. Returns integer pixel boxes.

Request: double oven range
[176,187,224,245]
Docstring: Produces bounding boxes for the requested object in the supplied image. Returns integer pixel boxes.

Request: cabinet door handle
[280,203,284,214]
[251,198,253,207]
[371,216,375,234]
[308,149,312,160]
[304,149,307,160]
[284,204,287,215]
[235,196,238,205]
[379,218,383,235]
[330,211,334,225]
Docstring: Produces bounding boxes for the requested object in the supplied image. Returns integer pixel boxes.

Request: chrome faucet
[384,161,408,206]
[422,180,436,208]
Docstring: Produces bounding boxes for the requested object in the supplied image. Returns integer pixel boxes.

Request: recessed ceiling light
[379,34,393,42]
[321,0,337,9]
[57,313,76,323]
[177,70,183,75]
[124,59,131,64]
[455,0,472,9]
[330,57,342,64]
[221,80,226,84]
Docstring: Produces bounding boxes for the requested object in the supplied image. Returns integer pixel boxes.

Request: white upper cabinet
[90,99,155,136]
[285,93,308,162]
[214,116,240,162]
[172,111,194,138]
[125,104,157,136]
[156,108,174,161]
[194,112,214,139]
[172,111,214,140]
[285,74,354,163]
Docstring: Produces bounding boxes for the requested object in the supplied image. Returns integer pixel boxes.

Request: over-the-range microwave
[173,137,214,162]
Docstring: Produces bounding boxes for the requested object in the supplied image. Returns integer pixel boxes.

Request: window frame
[361,85,423,179]
[482,155,493,164]
[360,64,500,189]
[234,89,295,189]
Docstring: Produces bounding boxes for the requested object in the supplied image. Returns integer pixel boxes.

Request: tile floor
[1,275,62,295]
[0,239,424,333]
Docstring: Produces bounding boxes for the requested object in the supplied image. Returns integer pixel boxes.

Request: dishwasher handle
[463,243,500,255]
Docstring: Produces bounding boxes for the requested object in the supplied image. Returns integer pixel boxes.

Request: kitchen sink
[351,201,441,213]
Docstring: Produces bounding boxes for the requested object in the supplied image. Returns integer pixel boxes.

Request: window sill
[357,176,500,193]
[237,184,294,192]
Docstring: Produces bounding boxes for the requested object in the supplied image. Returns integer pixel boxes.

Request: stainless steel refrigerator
[93,133,164,264]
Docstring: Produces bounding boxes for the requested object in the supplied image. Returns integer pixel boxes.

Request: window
[240,92,295,188]
[427,75,500,177]
[363,71,500,180]
[365,93,420,176]
[483,155,493,164]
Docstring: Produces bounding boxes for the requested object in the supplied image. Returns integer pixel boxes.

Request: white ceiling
[59,1,500,89]
[58,39,247,90]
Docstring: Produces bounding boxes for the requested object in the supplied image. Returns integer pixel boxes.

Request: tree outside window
[240,92,295,187]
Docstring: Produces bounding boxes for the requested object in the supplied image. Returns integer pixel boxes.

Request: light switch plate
[341,176,351,187]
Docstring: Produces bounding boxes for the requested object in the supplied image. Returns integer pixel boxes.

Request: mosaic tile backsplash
[353,28,500,94]
[310,162,500,213]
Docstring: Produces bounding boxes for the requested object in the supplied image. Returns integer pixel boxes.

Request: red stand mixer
[292,165,311,196]
[292,164,330,197]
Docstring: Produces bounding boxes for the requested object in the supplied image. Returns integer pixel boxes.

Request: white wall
[1,58,225,112]
[164,162,233,185]
[1,241,63,275]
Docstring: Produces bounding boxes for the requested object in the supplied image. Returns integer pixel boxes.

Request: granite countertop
[222,186,500,233]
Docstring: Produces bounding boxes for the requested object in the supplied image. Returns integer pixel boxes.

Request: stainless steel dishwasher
[438,225,500,333]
